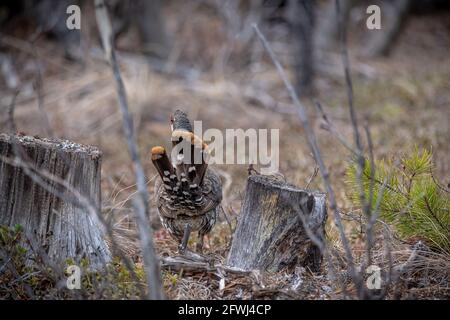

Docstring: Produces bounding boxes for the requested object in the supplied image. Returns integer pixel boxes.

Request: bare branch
[336,0,368,224]
[305,165,319,189]
[27,29,54,138]
[314,100,356,156]
[252,23,359,290]
[94,0,163,300]
[430,168,450,194]
[7,90,20,133]
[363,119,376,266]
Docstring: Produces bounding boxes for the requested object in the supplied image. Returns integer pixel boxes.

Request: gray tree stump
[227,175,327,272]
[0,134,110,268]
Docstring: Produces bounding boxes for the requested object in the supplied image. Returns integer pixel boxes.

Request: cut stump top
[0,133,102,159]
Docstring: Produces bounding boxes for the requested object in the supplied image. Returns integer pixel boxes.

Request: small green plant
[0,224,148,299]
[346,148,450,253]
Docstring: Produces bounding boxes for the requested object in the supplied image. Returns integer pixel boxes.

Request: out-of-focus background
[0,0,449,299]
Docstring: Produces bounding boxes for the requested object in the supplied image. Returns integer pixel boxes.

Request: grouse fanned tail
[151,109,222,253]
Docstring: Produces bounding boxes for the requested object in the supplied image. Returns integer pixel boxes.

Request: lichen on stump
[0,134,110,268]
[227,175,327,272]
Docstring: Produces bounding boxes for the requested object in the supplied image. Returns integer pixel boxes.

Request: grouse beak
[170,114,174,132]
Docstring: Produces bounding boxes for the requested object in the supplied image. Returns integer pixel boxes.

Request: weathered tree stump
[227,175,327,272]
[0,134,110,267]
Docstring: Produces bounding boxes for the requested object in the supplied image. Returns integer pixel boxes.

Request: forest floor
[0,3,449,299]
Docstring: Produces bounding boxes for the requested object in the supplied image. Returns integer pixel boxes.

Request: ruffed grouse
[151,110,222,253]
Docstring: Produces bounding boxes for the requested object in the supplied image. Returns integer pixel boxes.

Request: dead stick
[95,0,163,300]
[252,23,359,288]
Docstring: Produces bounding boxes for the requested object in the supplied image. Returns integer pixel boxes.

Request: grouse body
[151,110,222,252]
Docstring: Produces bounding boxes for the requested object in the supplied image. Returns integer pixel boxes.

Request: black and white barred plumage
[151,110,222,252]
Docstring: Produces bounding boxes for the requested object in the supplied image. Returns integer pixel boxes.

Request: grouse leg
[179,223,192,254]
[196,232,204,253]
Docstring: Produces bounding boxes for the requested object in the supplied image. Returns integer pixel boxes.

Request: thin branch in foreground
[363,119,376,267]
[27,28,54,138]
[305,165,319,189]
[335,0,372,298]
[7,90,20,133]
[31,51,54,138]
[252,23,359,290]
[94,0,163,300]
[335,0,368,236]
[313,100,356,156]
[430,168,450,194]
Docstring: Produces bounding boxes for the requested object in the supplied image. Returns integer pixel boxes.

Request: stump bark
[227,175,327,272]
[0,134,110,267]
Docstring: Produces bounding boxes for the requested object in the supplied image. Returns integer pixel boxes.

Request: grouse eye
[170,115,175,132]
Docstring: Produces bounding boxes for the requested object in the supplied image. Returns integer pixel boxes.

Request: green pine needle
[346,148,450,253]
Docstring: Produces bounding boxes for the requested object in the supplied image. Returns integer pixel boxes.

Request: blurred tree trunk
[110,0,171,59]
[29,0,83,60]
[317,0,412,57]
[317,0,355,50]
[288,0,316,97]
[366,0,412,57]
[0,134,110,268]
[132,0,171,59]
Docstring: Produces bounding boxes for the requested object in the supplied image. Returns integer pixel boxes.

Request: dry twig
[94,0,163,300]
[252,23,359,293]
